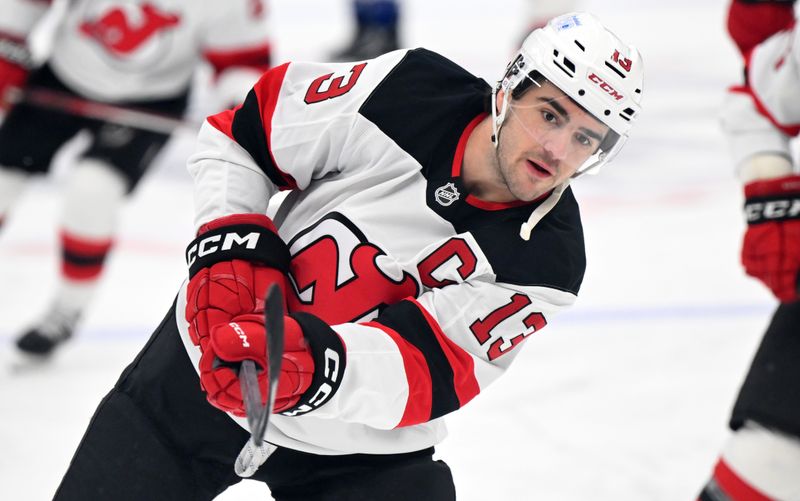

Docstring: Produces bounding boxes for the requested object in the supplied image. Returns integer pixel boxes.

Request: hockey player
[0,0,271,357]
[696,1,800,500]
[331,0,401,61]
[55,12,643,500]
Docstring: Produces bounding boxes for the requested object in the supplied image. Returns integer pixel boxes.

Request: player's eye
[542,110,558,124]
[575,133,592,147]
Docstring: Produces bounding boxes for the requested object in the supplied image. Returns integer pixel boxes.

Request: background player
[331,0,580,61]
[54,12,644,500]
[0,0,271,358]
[697,1,800,499]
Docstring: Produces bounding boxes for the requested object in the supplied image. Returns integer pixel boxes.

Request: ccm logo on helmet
[186,231,261,266]
[588,73,624,101]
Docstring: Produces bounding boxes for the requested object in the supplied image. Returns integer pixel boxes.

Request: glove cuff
[186,213,290,278]
[744,175,800,225]
[745,174,800,198]
[279,313,346,417]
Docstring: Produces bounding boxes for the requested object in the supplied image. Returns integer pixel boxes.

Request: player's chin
[516,177,554,201]
[511,183,548,203]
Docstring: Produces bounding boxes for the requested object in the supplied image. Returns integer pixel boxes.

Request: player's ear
[495,88,505,113]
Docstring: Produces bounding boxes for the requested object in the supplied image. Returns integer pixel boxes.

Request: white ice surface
[0,0,782,499]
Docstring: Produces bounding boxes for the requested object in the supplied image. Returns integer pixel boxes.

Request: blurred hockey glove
[185,214,290,352]
[200,312,346,417]
[727,0,795,57]
[0,35,32,113]
[742,174,800,302]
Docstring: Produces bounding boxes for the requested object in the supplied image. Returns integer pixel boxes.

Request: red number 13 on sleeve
[470,293,546,361]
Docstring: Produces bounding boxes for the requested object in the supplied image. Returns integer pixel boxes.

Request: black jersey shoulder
[465,188,586,294]
[358,48,490,177]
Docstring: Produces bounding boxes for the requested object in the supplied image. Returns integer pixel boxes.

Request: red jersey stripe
[714,458,774,501]
[364,321,433,427]
[406,298,481,407]
[252,63,298,190]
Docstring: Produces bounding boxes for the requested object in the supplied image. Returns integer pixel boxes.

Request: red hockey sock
[60,231,114,281]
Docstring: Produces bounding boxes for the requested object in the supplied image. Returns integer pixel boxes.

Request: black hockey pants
[54,302,457,501]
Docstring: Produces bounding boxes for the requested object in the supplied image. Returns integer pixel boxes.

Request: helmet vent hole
[574,40,585,52]
[635,88,641,94]
[619,107,635,121]
[553,49,559,57]
[603,110,611,116]
[578,89,585,96]
[604,62,626,79]
[553,57,576,77]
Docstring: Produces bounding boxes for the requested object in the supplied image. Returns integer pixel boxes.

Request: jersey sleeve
[187,50,410,228]
[736,26,800,137]
[301,234,578,430]
[720,23,800,174]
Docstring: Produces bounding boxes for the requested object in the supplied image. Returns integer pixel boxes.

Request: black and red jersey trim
[373,299,480,427]
[207,63,298,190]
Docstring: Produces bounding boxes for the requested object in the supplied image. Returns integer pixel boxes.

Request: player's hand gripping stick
[233,284,284,477]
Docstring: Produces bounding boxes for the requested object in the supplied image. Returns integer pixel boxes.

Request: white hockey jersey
[721,18,800,174]
[0,0,270,102]
[178,48,587,455]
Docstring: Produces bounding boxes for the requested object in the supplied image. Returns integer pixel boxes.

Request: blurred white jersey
[180,49,587,455]
[0,0,270,102]
[721,21,800,174]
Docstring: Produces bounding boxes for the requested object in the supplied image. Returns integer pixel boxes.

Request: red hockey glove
[0,35,32,113]
[199,312,346,417]
[185,214,290,352]
[727,0,795,57]
[742,174,800,302]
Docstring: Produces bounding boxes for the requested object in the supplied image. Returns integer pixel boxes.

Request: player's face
[494,81,610,201]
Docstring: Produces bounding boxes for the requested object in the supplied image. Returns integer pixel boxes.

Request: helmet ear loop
[491,83,510,148]
[492,63,540,148]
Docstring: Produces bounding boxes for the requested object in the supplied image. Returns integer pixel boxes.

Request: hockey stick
[8,87,200,135]
[234,283,284,477]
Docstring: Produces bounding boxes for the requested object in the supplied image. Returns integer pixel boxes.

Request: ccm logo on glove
[742,175,800,302]
[281,347,342,417]
[186,231,261,266]
[745,199,800,222]
[229,322,251,348]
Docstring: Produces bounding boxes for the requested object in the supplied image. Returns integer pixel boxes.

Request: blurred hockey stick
[234,283,284,477]
[8,87,200,135]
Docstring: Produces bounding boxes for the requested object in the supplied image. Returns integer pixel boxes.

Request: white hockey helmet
[492,12,644,176]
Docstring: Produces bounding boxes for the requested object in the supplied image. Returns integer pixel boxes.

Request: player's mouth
[526,159,554,179]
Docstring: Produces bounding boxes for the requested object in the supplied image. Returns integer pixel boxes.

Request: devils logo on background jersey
[78,1,180,69]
